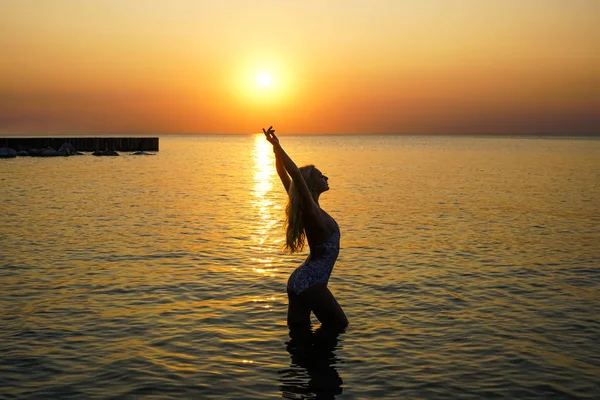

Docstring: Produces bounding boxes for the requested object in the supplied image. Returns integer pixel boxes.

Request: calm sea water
[1,135,599,399]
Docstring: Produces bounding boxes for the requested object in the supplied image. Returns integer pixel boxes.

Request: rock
[28,148,43,157]
[29,147,63,157]
[39,148,64,157]
[131,151,155,156]
[17,150,30,156]
[0,148,17,158]
[92,150,119,156]
[58,142,77,156]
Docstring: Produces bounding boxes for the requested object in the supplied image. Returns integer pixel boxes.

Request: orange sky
[1,0,599,135]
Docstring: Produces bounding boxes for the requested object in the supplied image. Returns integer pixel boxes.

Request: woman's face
[311,168,329,193]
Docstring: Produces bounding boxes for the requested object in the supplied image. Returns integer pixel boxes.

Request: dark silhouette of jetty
[0,137,159,152]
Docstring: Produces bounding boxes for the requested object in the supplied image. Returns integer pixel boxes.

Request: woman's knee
[301,284,348,329]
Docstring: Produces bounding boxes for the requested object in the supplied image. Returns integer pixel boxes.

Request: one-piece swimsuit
[287,215,340,295]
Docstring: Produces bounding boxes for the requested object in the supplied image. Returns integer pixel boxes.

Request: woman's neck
[311,191,321,204]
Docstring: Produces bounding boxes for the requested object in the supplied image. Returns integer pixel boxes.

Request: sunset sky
[1,0,598,135]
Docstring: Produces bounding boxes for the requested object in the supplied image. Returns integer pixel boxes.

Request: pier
[0,137,159,152]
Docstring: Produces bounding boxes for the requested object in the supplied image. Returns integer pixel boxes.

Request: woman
[263,126,348,330]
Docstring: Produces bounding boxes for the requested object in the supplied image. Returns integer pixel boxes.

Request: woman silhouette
[263,126,348,330]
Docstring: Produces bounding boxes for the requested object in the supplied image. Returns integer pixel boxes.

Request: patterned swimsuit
[287,217,340,295]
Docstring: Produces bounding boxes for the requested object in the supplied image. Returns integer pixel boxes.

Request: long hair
[284,165,315,253]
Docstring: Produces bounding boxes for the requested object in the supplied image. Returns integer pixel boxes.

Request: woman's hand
[263,126,279,146]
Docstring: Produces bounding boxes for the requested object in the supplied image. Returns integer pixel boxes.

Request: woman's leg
[301,284,348,330]
[287,289,312,328]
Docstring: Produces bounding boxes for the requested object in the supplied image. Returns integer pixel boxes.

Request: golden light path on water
[250,135,280,313]
[252,134,275,245]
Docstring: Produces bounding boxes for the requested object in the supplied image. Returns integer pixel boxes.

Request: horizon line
[2,132,599,138]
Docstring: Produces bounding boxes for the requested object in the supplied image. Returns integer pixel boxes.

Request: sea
[1,135,599,399]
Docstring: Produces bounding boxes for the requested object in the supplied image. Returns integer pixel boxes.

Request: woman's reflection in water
[278,324,345,400]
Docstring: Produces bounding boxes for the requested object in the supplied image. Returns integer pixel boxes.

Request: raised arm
[263,127,318,214]
[275,152,291,192]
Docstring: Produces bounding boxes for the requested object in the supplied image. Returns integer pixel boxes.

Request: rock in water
[58,142,77,156]
[0,148,17,158]
[39,148,64,157]
[92,150,119,156]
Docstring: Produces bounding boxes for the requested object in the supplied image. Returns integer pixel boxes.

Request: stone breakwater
[0,137,159,153]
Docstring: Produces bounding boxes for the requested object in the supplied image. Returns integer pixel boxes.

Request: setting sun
[227,58,298,110]
[256,73,272,87]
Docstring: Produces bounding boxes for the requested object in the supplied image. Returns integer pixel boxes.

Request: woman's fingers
[262,126,276,142]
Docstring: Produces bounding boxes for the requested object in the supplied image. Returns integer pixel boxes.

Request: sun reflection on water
[251,135,278,276]
[252,135,275,240]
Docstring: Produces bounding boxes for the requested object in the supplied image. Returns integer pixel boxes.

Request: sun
[256,72,272,87]
[229,59,295,105]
